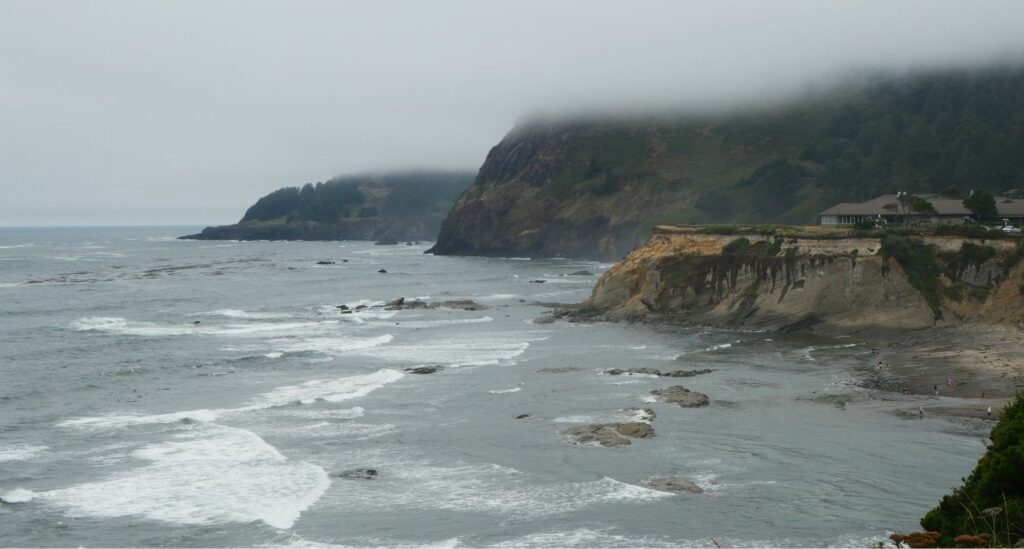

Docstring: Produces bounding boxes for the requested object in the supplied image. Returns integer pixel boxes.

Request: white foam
[265,352,284,359]
[0,444,47,462]
[277,407,365,420]
[0,282,23,288]
[41,424,329,529]
[250,369,405,406]
[197,309,293,320]
[265,422,397,440]
[60,371,402,429]
[59,409,224,429]
[0,243,33,249]
[71,316,342,338]
[1,488,36,503]
[552,415,600,423]
[359,334,532,367]
[396,316,493,329]
[492,527,677,548]
[488,387,522,394]
[271,334,394,356]
[344,462,671,519]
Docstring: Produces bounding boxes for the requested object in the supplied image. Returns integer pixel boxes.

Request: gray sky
[2,1,1024,226]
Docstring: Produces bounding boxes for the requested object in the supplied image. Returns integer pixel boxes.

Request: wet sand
[863,323,1024,420]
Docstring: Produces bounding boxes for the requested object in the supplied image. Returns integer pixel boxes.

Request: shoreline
[864,323,1023,420]
[561,307,1024,421]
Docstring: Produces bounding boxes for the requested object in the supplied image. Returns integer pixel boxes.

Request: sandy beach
[862,323,1024,420]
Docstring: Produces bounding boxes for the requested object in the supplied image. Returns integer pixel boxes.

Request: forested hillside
[430,66,1024,259]
[181,172,474,241]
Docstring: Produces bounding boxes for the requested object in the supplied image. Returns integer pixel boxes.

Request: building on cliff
[819,193,1024,226]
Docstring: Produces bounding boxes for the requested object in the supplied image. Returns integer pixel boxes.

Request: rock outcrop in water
[650,385,710,408]
[578,225,1024,333]
[562,422,655,447]
[641,476,704,495]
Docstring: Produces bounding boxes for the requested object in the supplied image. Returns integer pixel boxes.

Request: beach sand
[862,323,1024,420]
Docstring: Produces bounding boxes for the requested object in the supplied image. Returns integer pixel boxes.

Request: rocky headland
[181,171,473,242]
[566,224,1024,410]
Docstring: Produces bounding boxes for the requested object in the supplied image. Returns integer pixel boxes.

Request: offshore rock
[650,386,710,408]
[641,476,704,494]
[562,422,655,447]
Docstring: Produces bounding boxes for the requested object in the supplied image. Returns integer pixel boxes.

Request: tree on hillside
[963,189,998,220]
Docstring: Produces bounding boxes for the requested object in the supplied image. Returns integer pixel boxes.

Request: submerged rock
[316,260,335,265]
[333,468,379,480]
[537,367,583,373]
[405,365,443,374]
[532,314,556,324]
[641,476,703,494]
[439,299,488,311]
[382,297,488,311]
[604,367,714,378]
[606,367,662,376]
[562,422,655,447]
[569,270,595,276]
[650,386,710,408]
[377,268,388,274]
[515,413,531,419]
[663,368,714,378]
[622,407,657,423]
[375,238,398,246]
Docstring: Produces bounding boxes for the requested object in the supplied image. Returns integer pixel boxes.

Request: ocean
[0,226,989,547]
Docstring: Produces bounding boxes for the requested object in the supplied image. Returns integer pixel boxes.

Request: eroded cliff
[581,226,1024,333]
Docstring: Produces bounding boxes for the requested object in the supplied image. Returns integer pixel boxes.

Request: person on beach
[934,384,939,396]
[919,406,925,418]
[987,406,993,417]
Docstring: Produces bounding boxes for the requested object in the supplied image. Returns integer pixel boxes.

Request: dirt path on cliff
[868,323,1024,419]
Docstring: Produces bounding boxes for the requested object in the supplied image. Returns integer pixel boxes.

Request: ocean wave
[357,334,533,367]
[0,243,33,249]
[0,444,48,462]
[40,424,329,529]
[251,369,405,407]
[340,461,671,519]
[59,370,402,428]
[270,334,394,356]
[1,488,36,504]
[275,407,365,420]
[195,309,293,320]
[488,387,522,394]
[491,527,679,548]
[70,316,340,338]
[395,316,493,329]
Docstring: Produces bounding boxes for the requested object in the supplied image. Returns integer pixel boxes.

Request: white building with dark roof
[818,193,1024,225]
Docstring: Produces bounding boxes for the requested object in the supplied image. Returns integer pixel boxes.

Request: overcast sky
[2,1,1024,226]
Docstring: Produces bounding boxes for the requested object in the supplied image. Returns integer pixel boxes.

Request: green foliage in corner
[920,395,1024,547]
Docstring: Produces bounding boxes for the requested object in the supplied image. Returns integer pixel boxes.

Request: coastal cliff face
[581,226,1024,332]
